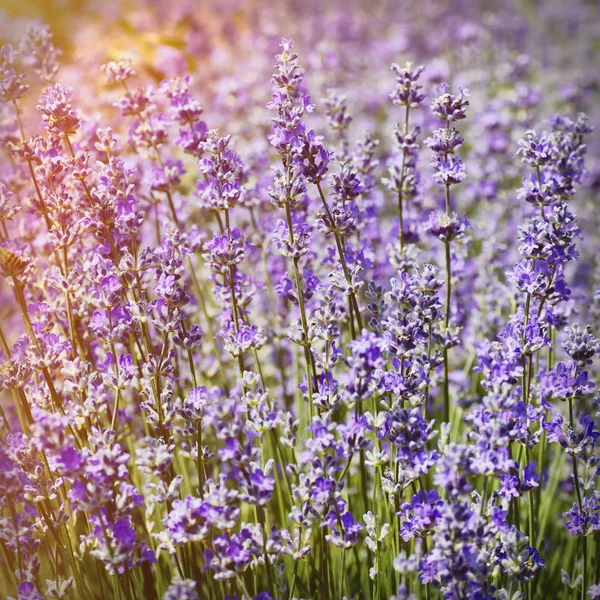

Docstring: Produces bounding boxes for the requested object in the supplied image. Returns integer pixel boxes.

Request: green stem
[397,104,410,250]
[316,182,363,334]
[339,548,346,600]
[568,396,587,600]
[443,236,451,423]
[284,197,316,421]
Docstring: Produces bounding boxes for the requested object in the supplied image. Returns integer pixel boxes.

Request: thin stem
[224,208,246,377]
[443,236,452,423]
[289,530,301,600]
[397,104,411,250]
[339,548,346,600]
[568,395,587,599]
[316,181,363,333]
[284,197,316,421]
[196,423,206,497]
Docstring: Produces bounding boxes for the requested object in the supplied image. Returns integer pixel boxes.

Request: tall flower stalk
[268,38,320,418]
[389,62,425,252]
[425,83,469,422]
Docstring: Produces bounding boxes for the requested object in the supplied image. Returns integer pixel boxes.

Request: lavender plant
[0,2,599,600]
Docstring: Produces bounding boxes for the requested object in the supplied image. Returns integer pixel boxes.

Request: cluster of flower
[0,1,599,599]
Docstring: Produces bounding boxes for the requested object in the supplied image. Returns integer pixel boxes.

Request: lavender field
[0,0,599,598]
